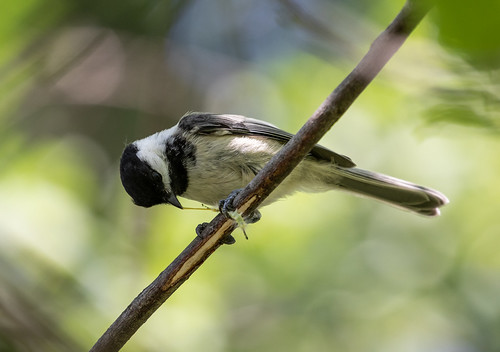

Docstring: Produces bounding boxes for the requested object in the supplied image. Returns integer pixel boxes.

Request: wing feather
[178,113,356,168]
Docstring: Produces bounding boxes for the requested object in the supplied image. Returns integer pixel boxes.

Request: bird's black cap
[120,144,182,208]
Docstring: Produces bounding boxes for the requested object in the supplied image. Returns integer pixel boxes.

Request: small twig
[90,1,431,351]
[233,0,432,216]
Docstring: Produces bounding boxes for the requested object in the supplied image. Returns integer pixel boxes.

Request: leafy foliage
[1,1,500,351]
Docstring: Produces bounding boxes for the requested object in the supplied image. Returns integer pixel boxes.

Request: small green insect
[227,210,249,240]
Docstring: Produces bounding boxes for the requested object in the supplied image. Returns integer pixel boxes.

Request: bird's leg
[195,222,236,245]
[219,189,262,240]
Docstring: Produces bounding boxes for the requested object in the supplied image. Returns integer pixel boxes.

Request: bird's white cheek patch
[136,151,170,185]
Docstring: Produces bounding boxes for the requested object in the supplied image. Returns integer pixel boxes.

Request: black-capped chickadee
[120,113,448,218]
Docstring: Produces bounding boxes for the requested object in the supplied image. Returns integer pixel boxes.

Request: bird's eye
[151,171,162,183]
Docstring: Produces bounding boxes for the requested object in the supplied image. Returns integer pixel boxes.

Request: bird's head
[119,142,182,209]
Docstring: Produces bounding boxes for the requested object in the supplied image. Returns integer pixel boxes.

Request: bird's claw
[219,189,261,240]
[196,222,235,245]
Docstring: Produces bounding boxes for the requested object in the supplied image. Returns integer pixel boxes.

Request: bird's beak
[165,193,183,209]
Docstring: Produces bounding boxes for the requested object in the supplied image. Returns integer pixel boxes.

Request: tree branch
[90,1,431,351]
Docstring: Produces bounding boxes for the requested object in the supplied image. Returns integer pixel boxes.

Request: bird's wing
[178,113,356,168]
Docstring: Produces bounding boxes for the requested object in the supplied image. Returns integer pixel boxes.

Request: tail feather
[335,167,449,216]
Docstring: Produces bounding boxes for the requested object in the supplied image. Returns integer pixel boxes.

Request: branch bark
[90,1,431,351]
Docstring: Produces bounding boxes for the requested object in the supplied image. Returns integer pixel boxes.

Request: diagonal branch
[90,1,432,351]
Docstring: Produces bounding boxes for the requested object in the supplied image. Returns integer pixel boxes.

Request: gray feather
[179,113,356,167]
[334,167,449,216]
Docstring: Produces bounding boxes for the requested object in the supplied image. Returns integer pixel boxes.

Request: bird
[120,112,448,221]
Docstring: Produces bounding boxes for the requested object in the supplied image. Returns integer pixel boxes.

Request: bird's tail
[334,167,449,216]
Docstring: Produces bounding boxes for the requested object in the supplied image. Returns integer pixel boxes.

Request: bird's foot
[196,222,235,245]
[219,189,262,240]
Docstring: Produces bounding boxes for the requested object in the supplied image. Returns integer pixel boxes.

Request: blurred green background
[1,0,500,351]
